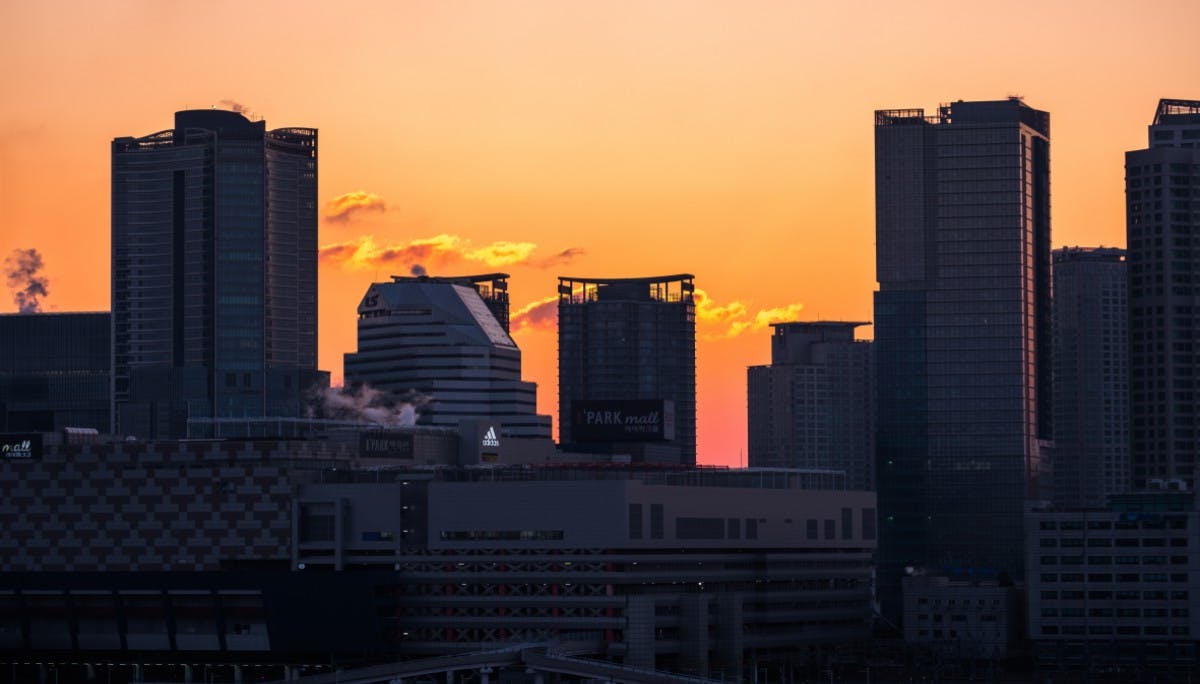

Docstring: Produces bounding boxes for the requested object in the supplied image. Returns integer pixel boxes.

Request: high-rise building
[343,274,552,439]
[874,99,1053,615]
[111,109,321,438]
[747,321,874,490]
[1052,247,1129,507]
[557,275,696,464]
[0,312,110,433]
[1126,98,1200,490]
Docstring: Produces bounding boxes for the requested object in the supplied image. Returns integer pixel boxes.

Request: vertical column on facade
[623,595,655,670]
[678,594,711,676]
[715,592,744,676]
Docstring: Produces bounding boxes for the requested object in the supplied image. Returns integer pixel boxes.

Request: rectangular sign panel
[0,433,41,460]
[358,431,415,459]
[570,399,675,442]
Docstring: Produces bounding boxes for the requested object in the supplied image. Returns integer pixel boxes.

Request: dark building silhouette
[874,98,1053,616]
[1126,98,1200,490]
[557,275,696,464]
[111,109,322,438]
[343,273,552,438]
[747,321,874,490]
[0,312,110,432]
[1052,247,1129,507]
[0,435,874,682]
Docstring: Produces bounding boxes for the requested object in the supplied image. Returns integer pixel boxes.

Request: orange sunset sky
[1,1,1198,465]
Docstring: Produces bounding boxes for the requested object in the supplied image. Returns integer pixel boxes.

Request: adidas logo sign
[481,426,500,448]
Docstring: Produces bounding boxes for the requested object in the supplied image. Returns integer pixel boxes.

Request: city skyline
[3,1,1199,464]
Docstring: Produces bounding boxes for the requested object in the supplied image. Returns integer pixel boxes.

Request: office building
[0,312,110,433]
[903,575,1021,662]
[343,274,552,439]
[111,109,321,439]
[0,433,875,682]
[1127,98,1200,490]
[1052,247,1129,507]
[747,321,874,490]
[1026,491,1200,677]
[558,275,696,464]
[874,99,1053,615]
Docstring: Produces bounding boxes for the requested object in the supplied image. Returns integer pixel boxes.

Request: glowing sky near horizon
[2,0,1198,464]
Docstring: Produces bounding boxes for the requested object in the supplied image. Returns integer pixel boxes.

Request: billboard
[0,433,42,460]
[570,399,675,442]
[358,431,415,459]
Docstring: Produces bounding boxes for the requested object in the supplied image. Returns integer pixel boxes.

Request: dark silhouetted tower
[874,99,1052,615]
[557,275,696,464]
[111,109,321,437]
[1126,98,1200,490]
[747,321,874,490]
[344,273,551,438]
[1052,247,1129,507]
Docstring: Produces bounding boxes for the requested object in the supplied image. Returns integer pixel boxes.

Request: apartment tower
[747,321,874,490]
[1126,98,1200,490]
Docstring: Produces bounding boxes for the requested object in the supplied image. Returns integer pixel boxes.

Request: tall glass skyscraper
[1126,99,1200,491]
[1052,247,1129,507]
[557,275,696,464]
[874,99,1052,616]
[111,109,321,438]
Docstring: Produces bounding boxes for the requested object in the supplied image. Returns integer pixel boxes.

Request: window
[841,507,854,540]
[676,517,725,540]
[824,519,836,540]
[862,508,877,540]
[807,519,818,540]
[650,504,664,540]
[628,504,643,539]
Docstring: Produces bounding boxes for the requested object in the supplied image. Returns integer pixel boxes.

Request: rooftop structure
[390,272,511,332]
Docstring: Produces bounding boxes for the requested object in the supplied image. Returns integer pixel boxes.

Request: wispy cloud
[534,247,585,269]
[693,288,804,339]
[511,296,558,332]
[324,191,387,224]
[319,234,539,271]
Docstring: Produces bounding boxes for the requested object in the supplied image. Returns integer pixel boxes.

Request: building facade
[1127,99,1200,490]
[0,435,875,682]
[1052,247,1129,507]
[344,275,552,439]
[558,275,697,464]
[0,312,110,433]
[874,99,1053,616]
[111,109,321,439]
[747,321,874,490]
[1026,492,1199,677]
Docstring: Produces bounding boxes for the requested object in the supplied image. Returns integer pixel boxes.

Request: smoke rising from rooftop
[4,248,49,314]
[307,383,428,427]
